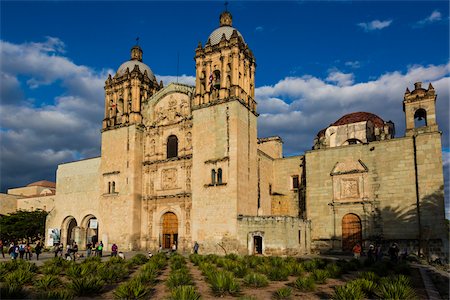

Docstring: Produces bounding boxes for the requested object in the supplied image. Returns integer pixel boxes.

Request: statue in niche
[162,168,177,190]
[150,139,155,155]
[186,221,190,235]
[186,132,192,149]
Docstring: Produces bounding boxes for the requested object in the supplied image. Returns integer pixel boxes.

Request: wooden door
[342,213,362,252]
[162,212,178,249]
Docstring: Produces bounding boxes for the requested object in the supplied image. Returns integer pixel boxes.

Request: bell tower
[191,10,259,253]
[103,45,160,130]
[193,11,257,113]
[403,82,438,136]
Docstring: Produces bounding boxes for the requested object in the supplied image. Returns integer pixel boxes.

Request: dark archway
[254,236,263,254]
[167,135,178,158]
[66,218,78,245]
[342,213,362,252]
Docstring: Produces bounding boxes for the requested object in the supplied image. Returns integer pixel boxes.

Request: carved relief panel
[331,160,369,202]
[161,168,178,190]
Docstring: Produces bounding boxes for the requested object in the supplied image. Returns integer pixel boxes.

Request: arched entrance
[342,213,362,252]
[81,215,99,246]
[61,216,78,246]
[161,212,178,249]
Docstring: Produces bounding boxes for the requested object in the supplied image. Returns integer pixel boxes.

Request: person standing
[19,242,25,259]
[98,241,103,257]
[72,242,78,261]
[0,240,5,258]
[25,243,32,260]
[352,243,362,260]
[193,241,199,254]
[111,243,118,257]
[86,242,92,257]
[35,241,42,261]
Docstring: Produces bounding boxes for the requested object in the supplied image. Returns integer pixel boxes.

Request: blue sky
[1,1,449,215]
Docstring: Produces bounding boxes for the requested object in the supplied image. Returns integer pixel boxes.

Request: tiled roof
[27,180,56,188]
[332,112,385,128]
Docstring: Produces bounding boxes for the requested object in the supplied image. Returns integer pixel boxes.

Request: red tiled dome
[27,180,56,188]
[332,112,385,128]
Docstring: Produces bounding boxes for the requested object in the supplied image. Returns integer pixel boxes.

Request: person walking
[111,243,118,257]
[193,241,199,254]
[35,241,42,261]
[19,242,25,259]
[72,242,78,261]
[25,243,32,260]
[352,243,362,260]
[86,242,92,257]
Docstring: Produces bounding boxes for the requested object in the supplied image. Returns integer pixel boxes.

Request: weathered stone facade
[39,11,447,257]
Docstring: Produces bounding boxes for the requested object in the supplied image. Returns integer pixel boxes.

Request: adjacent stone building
[40,11,447,256]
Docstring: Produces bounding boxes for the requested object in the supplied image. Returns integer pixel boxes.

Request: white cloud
[156,74,196,86]
[255,26,264,32]
[358,19,392,31]
[416,10,442,27]
[326,70,354,87]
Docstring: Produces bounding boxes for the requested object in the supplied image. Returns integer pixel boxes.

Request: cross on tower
[135,37,140,45]
[224,1,228,11]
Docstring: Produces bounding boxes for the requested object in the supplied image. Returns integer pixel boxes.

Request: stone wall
[17,196,54,212]
[0,193,20,215]
[237,215,311,256]
[305,132,446,255]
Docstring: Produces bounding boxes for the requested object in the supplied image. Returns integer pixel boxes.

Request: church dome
[116,45,156,81]
[332,112,385,128]
[207,11,245,46]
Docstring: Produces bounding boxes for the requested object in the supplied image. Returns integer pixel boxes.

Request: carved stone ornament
[161,168,177,190]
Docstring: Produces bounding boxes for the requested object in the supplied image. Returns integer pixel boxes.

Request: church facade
[44,11,447,257]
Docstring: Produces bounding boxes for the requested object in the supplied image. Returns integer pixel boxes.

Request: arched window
[414,108,427,128]
[112,181,116,193]
[346,138,362,145]
[108,182,111,194]
[217,168,223,184]
[211,169,216,185]
[167,135,178,158]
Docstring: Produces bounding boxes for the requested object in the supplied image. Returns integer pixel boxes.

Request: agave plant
[113,278,150,300]
[209,270,240,296]
[34,274,62,290]
[169,285,201,300]
[4,268,35,285]
[273,287,292,299]
[347,278,377,295]
[0,280,26,299]
[98,263,129,283]
[289,262,305,276]
[68,275,104,296]
[166,269,194,290]
[325,263,342,278]
[333,284,365,300]
[377,275,416,300]
[292,275,316,291]
[65,263,82,279]
[38,289,74,300]
[312,269,329,284]
[243,272,269,287]
[233,263,248,278]
[41,264,64,276]
[358,271,379,282]
[129,253,149,265]
[267,266,291,281]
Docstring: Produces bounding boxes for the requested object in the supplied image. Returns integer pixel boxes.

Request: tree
[0,210,48,242]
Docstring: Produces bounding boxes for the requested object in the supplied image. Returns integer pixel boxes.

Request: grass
[68,275,104,296]
[209,270,240,296]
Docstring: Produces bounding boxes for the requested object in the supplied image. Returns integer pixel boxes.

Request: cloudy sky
[1,1,449,215]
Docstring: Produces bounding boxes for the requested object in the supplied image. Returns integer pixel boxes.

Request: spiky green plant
[376,275,416,300]
[302,259,318,272]
[312,269,329,284]
[358,271,379,282]
[238,296,257,300]
[0,280,26,299]
[233,263,248,278]
[225,253,239,261]
[38,289,74,300]
[68,275,104,296]
[325,263,342,278]
[41,264,63,275]
[243,272,269,287]
[189,254,203,265]
[65,263,82,279]
[292,275,316,291]
[129,253,149,265]
[4,268,34,285]
[347,278,377,295]
[273,287,292,299]
[113,278,150,300]
[169,285,201,300]
[256,262,272,275]
[209,270,240,296]
[289,262,304,276]
[98,263,129,283]
[333,284,365,300]
[166,270,193,290]
[267,266,291,281]
[34,274,61,290]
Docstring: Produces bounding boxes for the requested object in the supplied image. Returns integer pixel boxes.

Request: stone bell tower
[403,82,438,136]
[99,45,160,250]
[103,45,160,129]
[191,10,259,253]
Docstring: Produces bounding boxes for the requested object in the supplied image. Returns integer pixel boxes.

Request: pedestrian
[86,242,92,257]
[375,244,383,261]
[388,243,399,262]
[54,243,60,257]
[25,243,32,260]
[19,242,25,259]
[352,242,362,260]
[8,242,16,260]
[35,241,42,261]
[65,244,72,260]
[72,242,78,261]
[111,243,118,257]
[367,244,375,264]
[98,241,104,257]
[193,241,199,254]
[171,243,176,253]
[0,240,5,258]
